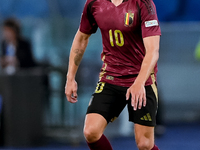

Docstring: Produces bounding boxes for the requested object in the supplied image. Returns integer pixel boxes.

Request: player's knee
[136,138,153,150]
[83,126,101,143]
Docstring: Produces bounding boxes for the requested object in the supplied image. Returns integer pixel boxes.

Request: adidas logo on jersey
[140,113,152,121]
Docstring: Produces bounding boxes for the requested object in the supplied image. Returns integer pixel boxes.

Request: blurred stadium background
[0,0,200,149]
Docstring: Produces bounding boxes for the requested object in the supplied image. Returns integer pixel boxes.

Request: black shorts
[86,82,158,127]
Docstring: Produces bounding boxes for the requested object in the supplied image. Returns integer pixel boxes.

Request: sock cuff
[87,134,113,150]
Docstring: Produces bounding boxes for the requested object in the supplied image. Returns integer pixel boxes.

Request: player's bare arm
[126,35,160,111]
[65,30,91,103]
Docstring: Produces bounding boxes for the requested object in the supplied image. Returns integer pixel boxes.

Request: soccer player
[65,0,161,150]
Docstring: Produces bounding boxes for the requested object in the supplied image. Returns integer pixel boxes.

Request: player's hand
[126,82,146,111]
[65,79,78,103]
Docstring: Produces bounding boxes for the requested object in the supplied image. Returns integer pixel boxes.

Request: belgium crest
[124,11,134,27]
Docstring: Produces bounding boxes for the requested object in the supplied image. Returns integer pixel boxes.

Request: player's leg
[134,124,158,150]
[84,82,127,150]
[83,113,112,150]
[84,113,107,142]
[128,82,159,150]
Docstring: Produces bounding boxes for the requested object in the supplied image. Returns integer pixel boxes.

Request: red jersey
[80,0,161,87]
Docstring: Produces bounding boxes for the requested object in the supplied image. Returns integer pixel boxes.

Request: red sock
[151,145,159,150]
[87,134,113,150]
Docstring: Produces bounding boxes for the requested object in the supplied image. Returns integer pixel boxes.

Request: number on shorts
[95,82,105,93]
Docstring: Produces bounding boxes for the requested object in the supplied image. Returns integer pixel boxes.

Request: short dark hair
[3,18,21,38]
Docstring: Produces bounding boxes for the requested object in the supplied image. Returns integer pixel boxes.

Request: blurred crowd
[0,18,36,74]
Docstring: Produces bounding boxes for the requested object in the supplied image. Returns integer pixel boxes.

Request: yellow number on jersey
[109,29,124,47]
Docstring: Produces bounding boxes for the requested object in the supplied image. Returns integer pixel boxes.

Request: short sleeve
[139,0,161,38]
[79,0,98,34]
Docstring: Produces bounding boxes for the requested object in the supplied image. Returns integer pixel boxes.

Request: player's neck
[111,0,124,7]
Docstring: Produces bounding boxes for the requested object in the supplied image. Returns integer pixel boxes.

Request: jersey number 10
[109,29,124,47]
